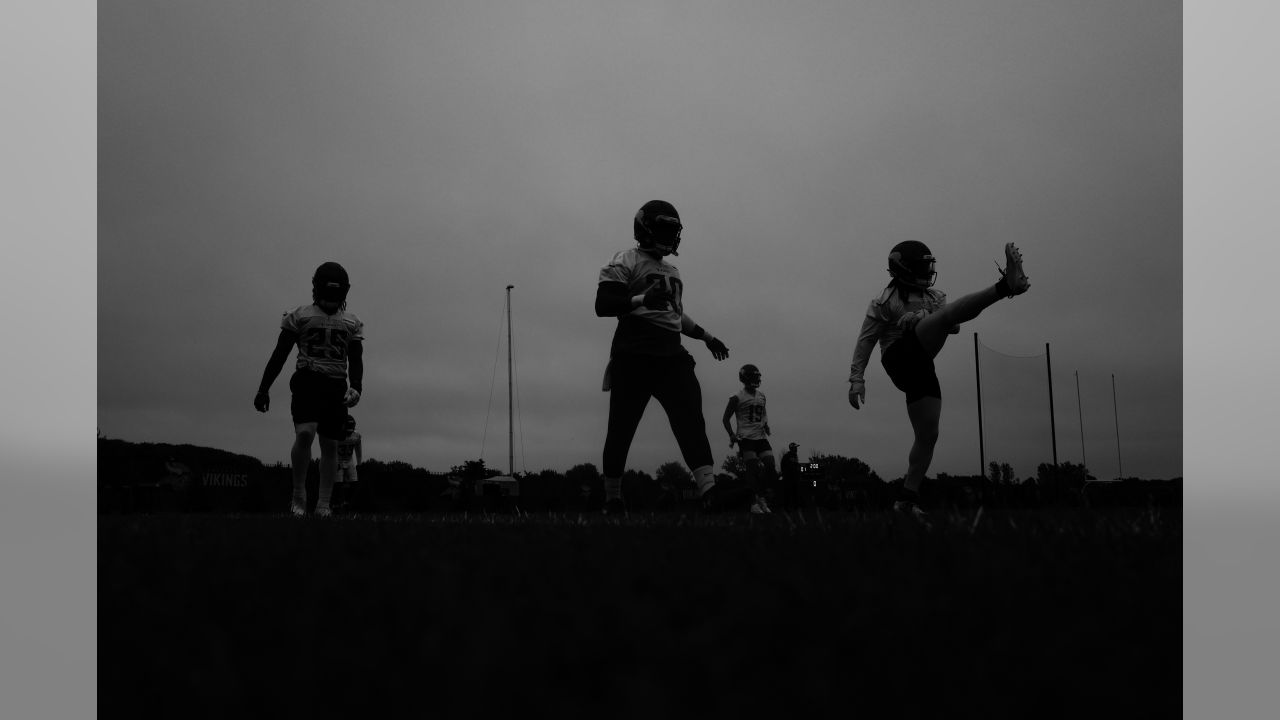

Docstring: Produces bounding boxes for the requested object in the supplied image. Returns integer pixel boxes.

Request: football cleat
[887,240,937,289]
[998,242,1030,296]
[750,501,768,514]
[290,502,306,518]
[699,484,725,514]
[634,200,682,256]
[893,500,932,528]
[315,505,332,518]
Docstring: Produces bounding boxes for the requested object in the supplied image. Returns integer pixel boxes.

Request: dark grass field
[99,507,1180,718]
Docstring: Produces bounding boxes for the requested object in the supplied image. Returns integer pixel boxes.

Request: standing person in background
[255,261,364,518]
[848,241,1029,525]
[779,442,801,511]
[595,199,731,516]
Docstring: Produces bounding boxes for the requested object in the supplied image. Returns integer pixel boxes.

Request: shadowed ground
[99,508,1180,718]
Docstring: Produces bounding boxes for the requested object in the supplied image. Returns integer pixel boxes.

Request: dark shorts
[737,438,774,457]
[289,369,349,440]
[881,330,942,404]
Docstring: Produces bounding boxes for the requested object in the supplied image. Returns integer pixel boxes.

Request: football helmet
[887,241,937,288]
[634,200,682,256]
[312,262,351,304]
[739,363,762,388]
[344,414,357,433]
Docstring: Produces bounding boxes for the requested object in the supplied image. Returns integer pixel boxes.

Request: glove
[641,280,674,310]
[705,336,729,361]
[848,381,865,410]
[728,435,738,448]
[254,391,270,413]
[896,309,928,329]
[344,387,361,408]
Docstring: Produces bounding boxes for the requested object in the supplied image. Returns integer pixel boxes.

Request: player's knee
[913,425,939,447]
[294,427,317,445]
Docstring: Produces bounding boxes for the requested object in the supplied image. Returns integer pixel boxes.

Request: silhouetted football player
[595,200,730,515]
[848,241,1029,525]
[255,261,365,517]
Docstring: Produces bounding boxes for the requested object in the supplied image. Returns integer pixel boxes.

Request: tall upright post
[1046,343,1058,467]
[974,333,986,478]
[506,285,514,476]
[1075,370,1087,470]
[1112,373,1122,480]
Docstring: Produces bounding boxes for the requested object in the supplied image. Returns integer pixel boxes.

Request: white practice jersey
[599,246,686,356]
[733,389,768,440]
[848,285,947,384]
[281,304,365,379]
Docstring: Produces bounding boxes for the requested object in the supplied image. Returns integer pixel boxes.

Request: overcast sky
[96,0,1181,481]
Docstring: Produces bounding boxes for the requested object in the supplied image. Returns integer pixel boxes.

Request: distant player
[848,241,1029,524]
[254,261,365,518]
[595,200,731,515]
[333,414,363,512]
[779,442,801,510]
[722,364,775,514]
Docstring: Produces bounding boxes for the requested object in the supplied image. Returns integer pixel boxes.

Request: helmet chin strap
[639,239,676,257]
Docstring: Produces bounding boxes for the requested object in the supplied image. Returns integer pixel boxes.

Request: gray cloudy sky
[97,0,1181,480]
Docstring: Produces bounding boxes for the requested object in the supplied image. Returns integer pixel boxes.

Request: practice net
[974,337,1056,483]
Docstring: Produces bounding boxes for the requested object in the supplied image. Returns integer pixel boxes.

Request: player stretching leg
[722,364,777,514]
[255,262,365,517]
[848,241,1029,525]
[595,200,731,516]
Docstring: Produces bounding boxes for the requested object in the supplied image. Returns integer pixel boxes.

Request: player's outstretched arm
[722,396,739,446]
[255,329,297,412]
[680,314,729,360]
[848,314,880,411]
[345,340,364,407]
[848,382,865,410]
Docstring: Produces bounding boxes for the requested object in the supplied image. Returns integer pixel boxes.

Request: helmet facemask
[647,215,682,256]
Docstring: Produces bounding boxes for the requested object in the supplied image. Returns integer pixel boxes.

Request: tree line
[97,437,1180,514]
